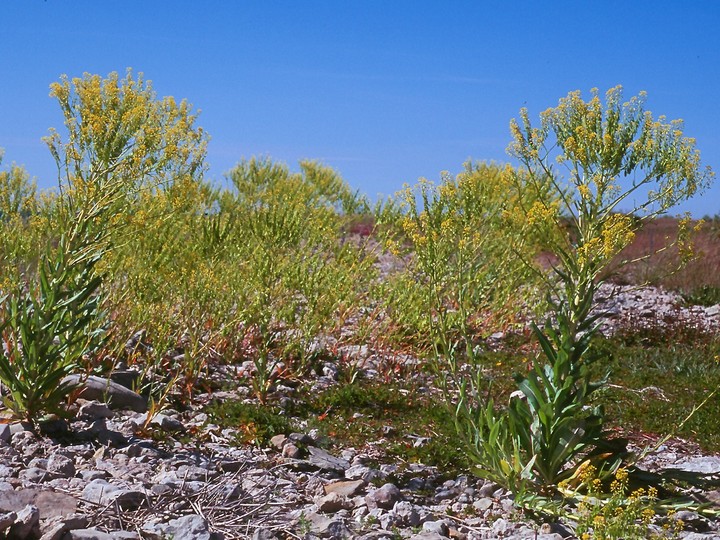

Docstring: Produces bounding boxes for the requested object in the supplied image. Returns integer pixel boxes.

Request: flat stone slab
[142,514,222,540]
[63,375,147,413]
[82,480,146,510]
[323,479,366,497]
[674,456,720,475]
[307,447,350,473]
[0,489,78,519]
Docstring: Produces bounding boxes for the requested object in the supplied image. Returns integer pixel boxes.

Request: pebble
[365,483,402,510]
[316,492,352,513]
[142,514,221,540]
[307,446,350,473]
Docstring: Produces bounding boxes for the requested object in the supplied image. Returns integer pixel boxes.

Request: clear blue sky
[1,1,719,216]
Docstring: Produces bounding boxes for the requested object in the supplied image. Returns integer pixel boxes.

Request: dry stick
[250,508,299,535]
[231,503,276,523]
[254,505,294,521]
[438,513,493,534]
[113,498,125,531]
[189,497,207,519]
[212,502,295,537]
[606,383,670,402]
[186,471,282,529]
[71,490,129,530]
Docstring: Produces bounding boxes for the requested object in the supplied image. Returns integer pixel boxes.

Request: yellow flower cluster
[571,466,674,540]
[47,69,208,201]
[600,213,635,260]
[526,200,558,226]
[577,183,592,201]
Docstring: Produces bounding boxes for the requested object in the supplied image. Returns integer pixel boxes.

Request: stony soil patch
[0,285,719,539]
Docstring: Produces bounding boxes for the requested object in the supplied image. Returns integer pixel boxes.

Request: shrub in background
[0,152,50,291]
[379,162,542,352]
[224,157,375,399]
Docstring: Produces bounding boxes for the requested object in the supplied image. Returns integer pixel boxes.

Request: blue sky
[1,1,719,216]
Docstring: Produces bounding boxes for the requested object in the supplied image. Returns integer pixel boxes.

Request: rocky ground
[593,283,720,335]
[1,285,720,540]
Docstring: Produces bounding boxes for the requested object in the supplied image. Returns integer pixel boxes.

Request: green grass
[206,400,293,446]
[434,331,720,456]
[207,378,472,472]
[599,339,720,452]
[205,323,720,464]
[305,381,471,471]
[681,284,720,307]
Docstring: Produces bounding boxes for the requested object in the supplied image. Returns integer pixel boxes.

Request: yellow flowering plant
[3,69,214,413]
[44,69,208,203]
[494,87,713,493]
[379,163,555,494]
[0,152,46,288]
[448,87,713,509]
[380,162,540,351]
[0,150,37,220]
[81,150,372,407]
[220,157,374,400]
[571,466,683,540]
[508,86,713,328]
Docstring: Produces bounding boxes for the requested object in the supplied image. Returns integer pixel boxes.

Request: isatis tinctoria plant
[454,87,714,501]
[0,151,45,290]
[42,70,211,396]
[43,68,210,332]
[226,157,374,401]
[0,70,211,425]
[0,166,122,427]
[379,162,548,488]
[381,162,541,352]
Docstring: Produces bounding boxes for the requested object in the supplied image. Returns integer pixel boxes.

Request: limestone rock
[0,490,78,519]
[365,483,402,510]
[307,446,350,473]
[392,501,422,527]
[7,504,40,540]
[62,375,147,413]
[0,511,16,532]
[82,479,146,510]
[422,520,449,536]
[315,492,353,513]
[46,455,76,478]
[303,511,352,538]
[78,401,114,420]
[324,479,365,497]
[142,514,223,540]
